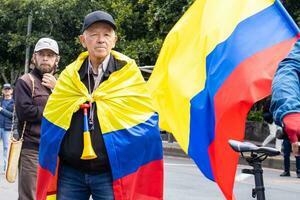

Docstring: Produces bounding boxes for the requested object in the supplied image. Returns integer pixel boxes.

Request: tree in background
[282,0,300,25]
[0,0,298,85]
[0,0,192,84]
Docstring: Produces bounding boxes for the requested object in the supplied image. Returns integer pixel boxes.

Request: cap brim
[82,20,116,33]
[34,47,59,54]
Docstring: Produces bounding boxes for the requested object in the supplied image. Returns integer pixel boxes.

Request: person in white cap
[14,37,60,200]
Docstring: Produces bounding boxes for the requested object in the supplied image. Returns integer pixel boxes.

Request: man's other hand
[42,73,57,90]
[283,113,300,155]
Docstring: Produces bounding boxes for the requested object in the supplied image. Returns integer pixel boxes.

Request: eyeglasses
[35,51,57,58]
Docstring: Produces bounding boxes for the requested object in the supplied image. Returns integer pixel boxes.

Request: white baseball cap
[34,38,59,54]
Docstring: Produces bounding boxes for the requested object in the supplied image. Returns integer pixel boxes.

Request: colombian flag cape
[148,0,299,199]
[36,51,163,200]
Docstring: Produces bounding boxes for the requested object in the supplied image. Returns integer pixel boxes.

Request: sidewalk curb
[163,141,296,171]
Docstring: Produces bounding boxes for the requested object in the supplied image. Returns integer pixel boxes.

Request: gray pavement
[0,173,17,198]
[0,142,18,199]
[164,156,300,200]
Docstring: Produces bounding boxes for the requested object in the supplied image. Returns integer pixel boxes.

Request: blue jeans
[0,128,10,171]
[57,163,114,200]
[282,138,300,172]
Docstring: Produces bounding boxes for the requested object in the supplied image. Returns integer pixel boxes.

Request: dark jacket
[59,55,126,174]
[15,68,52,150]
[262,98,273,124]
[0,97,14,130]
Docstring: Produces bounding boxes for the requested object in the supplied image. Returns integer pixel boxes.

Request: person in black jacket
[0,83,14,173]
[280,135,300,178]
[262,97,273,124]
[15,37,59,200]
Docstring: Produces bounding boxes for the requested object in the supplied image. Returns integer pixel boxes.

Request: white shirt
[88,54,110,92]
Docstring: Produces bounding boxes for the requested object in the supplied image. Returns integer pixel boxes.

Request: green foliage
[247,110,263,122]
[0,0,192,83]
[247,96,270,122]
[282,0,300,25]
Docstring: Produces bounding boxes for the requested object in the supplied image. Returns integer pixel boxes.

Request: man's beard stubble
[35,63,55,74]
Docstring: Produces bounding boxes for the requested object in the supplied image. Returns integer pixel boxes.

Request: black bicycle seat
[228,140,280,157]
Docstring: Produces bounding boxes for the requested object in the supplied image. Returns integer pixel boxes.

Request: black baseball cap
[82,10,116,32]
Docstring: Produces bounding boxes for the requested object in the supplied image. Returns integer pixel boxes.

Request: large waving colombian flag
[148,0,299,199]
[36,51,163,200]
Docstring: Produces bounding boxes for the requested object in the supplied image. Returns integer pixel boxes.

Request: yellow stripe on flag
[46,194,56,200]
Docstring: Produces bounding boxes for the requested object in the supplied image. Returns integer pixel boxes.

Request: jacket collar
[31,68,43,80]
[79,54,116,80]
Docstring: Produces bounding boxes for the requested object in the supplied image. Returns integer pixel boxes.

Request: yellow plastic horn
[80,103,97,160]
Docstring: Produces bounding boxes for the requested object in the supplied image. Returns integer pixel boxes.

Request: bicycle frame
[228,140,280,200]
[242,152,267,200]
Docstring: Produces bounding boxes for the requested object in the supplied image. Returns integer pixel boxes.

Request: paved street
[164,156,300,200]
[1,142,300,199]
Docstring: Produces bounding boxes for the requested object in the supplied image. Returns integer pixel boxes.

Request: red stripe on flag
[36,160,59,200]
[113,160,164,200]
[208,35,300,199]
[36,166,53,200]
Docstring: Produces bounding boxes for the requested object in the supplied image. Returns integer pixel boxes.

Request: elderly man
[15,37,59,200]
[0,83,14,173]
[36,11,163,200]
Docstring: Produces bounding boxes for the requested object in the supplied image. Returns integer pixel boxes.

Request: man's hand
[283,113,300,155]
[42,73,56,90]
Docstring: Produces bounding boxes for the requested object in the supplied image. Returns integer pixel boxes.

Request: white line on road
[164,163,196,167]
[235,173,251,182]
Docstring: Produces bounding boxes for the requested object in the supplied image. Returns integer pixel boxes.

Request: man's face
[33,49,58,74]
[80,22,117,61]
